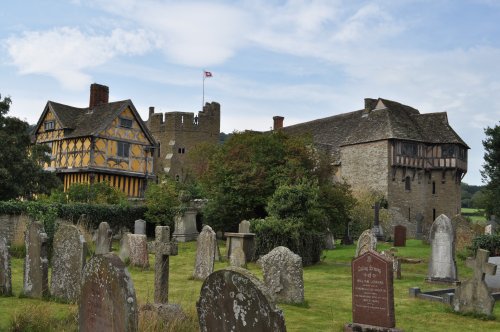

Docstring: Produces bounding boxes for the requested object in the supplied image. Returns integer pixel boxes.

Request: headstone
[197,267,287,332]
[153,226,178,304]
[485,256,500,290]
[381,249,401,280]
[345,250,401,331]
[193,225,216,280]
[427,214,458,283]
[79,253,138,332]
[342,221,354,245]
[0,236,12,296]
[23,221,48,298]
[371,202,385,240]
[51,224,87,303]
[454,214,480,253]
[238,220,251,233]
[229,246,246,268]
[225,232,255,263]
[95,222,112,255]
[121,234,149,268]
[485,224,493,235]
[393,225,406,247]
[258,246,304,304]
[415,212,424,240]
[355,229,377,257]
[324,228,336,250]
[453,249,497,315]
[134,219,146,235]
[172,208,198,242]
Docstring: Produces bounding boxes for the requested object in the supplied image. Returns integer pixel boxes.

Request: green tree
[481,123,500,217]
[197,131,317,231]
[64,182,129,205]
[144,178,180,228]
[0,94,60,200]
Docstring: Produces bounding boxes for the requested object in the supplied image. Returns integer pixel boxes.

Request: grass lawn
[1,239,499,331]
[461,208,487,223]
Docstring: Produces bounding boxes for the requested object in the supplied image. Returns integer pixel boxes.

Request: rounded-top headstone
[428,214,457,282]
[134,219,146,235]
[238,220,251,233]
[355,229,377,257]
[197,267,287,332]
[79,253,138,332]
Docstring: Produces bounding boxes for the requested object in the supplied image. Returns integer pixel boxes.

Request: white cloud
[5,27,153,89]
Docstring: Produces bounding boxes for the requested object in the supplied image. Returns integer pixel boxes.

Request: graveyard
[1,234,500,331]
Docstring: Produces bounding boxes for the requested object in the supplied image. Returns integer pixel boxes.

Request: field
[461,208,487,223]
[1,239,499,331]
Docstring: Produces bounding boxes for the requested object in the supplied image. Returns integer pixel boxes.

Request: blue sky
[2,0,499,186]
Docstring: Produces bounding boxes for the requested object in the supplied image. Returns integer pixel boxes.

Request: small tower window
[44,121,55,131]
[120,118,133,128]
[405,176,411,191]
[432,181,436,195]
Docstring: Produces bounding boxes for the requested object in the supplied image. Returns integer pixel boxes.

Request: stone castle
[146,102,220,181]
[274,98,468,235]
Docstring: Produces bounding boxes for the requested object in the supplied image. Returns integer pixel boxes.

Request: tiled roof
[281,98,468,163]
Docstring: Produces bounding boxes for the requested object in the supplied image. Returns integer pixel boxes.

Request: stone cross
[453,249,497,315]
[153,226,178,304]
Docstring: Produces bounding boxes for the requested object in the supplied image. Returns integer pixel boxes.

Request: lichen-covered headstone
[0,236,12,296]
[229,246,246,268]
[197,267,287,332]
[79,253,138,332]
[427,214,457,283]
[355,229,377,257]
[453,249,497,315]
[134,219,146,235]
[95,222,112,255]
[258,246,304,304]
[121,234,149,268]
[23,221,48,298]
[51,224,87,303]
[238,220,250,233]
[193,225,216,280]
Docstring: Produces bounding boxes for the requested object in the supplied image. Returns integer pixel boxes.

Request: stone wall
[147,102,220,181]
[340,140,390,197]
[0,214,30,244]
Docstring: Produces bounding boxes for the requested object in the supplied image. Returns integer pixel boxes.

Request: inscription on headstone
[79,253,138,332]
[348,251,397,330]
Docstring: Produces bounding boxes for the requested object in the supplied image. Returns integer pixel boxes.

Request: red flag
[204,71,213,78]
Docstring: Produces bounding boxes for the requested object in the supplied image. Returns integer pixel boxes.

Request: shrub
[144,178,180,229]
[469,234,500,256]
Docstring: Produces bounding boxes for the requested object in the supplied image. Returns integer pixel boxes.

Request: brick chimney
[273,116,284,130]
[89,83,109,108]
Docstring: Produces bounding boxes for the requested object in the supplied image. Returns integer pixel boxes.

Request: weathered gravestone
[79,253,138,332]
[238,220,251,233]
[153,226,178,304]
[23,221,48,298]
[258,246,304,304]
[393,225,406,247]
[355,229,377,257]
[51,223,87,303]
[229,246,246,268]
[120,233,149,268]
[381,248,401,280]
[453,249,497,316]
[197,267,287,332]
[134,219,146,235]
[225,232,255,263]
[454,214,480,253]
[95,222,113,255]
[173,208,198,242]
[345,250,401,332]
[193,225,216,280]
[485,256,500,290]
[415,212,424,240]
[0,236,12,296]
[485,224,493,235]
[325,228,336,250]
[427,214,458,283]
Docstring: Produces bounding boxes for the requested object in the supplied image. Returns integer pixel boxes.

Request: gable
[98,106,153,145]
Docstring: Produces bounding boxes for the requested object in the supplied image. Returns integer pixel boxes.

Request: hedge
[470,234,500,256]
[0,200,146,231]
[251,217,324,266]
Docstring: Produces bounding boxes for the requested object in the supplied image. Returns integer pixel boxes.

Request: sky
[1,0,499,186]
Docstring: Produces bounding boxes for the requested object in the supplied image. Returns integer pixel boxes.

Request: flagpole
[202,70,205,111]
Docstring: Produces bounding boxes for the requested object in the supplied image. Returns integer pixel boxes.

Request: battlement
[147,102,220,135]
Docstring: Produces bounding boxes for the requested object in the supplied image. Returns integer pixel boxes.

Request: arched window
[405,176,411,191]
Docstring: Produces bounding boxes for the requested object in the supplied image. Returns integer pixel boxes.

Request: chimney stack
[89,83,109,108]
[273,116,284,130]
[149,106,155,118]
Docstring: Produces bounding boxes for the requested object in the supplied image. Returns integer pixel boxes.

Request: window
[45,142,53,157]
[432,181,436,195]
[401,142,418,157]
[44,121,55,131]
[458,146,467,161]
[117,141,130,158]
[441,144,455,158]
[405,176,411,191]
[120,118,133,128]
[178,147,185,154]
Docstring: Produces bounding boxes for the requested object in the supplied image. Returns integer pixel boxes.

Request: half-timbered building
[33,84,156,197]
[274,98,469,235]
